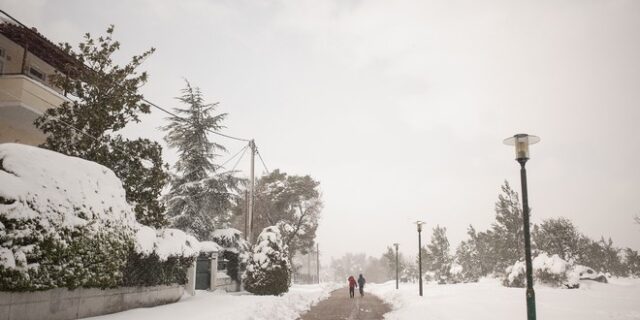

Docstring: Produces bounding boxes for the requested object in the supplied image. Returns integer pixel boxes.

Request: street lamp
[503,133,540,320]
[415,221,425,297]
[393,243,399,289]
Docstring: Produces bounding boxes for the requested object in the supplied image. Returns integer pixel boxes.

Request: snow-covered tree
[624,248,640,277]
[426,225,453,283]
[330,253,367,282]
[490,181,525,274]
[382,246,406,281]
[34,25,168,227]
[243,226,291,295]
[533,217,581,261]
[454,226,482,282]
[162,81,239,240]
[238,170,322,262]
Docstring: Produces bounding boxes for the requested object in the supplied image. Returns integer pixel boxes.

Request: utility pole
[308,250,312,283]
[247,140,256,244]
[316,243,320,284]
[243,190,249,239]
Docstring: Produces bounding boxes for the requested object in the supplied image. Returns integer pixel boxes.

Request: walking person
[348,275,357,298]
[357,274,366,297]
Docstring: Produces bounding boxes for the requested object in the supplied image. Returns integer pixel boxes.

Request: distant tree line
[338,181,640,285]
[421,181,640,283]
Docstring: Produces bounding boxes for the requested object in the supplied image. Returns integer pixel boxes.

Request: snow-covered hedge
[503,252,578,288]
[243,226,291,295]
[0,144,196,291]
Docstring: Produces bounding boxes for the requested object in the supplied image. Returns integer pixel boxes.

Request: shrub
[0,144,198,291]
[243,226,291,295]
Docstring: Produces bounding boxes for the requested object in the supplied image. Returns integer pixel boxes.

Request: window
[28,65,46,81]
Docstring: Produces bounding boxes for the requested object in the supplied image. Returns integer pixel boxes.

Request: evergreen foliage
[243,226,291,295]
[454,226,482,282]
[532,217,581,261]
[426,225,453,283]
[491,181,524,273]
[236,170,322,263]
[34,26,168,227]
[123,252,194,287]
[382,246,405,281]
[162,82,239,240]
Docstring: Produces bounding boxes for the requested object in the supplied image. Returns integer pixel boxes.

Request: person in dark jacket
[357,274,366,297]
[348,275,357,298]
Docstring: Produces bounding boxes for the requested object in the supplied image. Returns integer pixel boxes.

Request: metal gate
[195,255,211,290]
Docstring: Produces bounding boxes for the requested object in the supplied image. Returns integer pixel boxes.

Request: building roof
[0,22,83,76]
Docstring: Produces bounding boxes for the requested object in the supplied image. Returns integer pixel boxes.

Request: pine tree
[532,217,581,261]
[243,226,291,295]
[455,226,482,282]
[34,26,168,227]
[382,246,405,281]
[624,248,640,277]
[162,81,239,240]
[490,181,524,273]
[426,225,452,283]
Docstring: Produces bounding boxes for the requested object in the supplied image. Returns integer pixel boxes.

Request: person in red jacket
[348,275,357,298]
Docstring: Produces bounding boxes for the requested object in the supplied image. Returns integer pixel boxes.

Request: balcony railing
[0,74,68,114]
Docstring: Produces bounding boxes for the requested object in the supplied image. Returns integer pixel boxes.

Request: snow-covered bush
[0,144,197,291]
[124,227,200,287]
[568,265,607,283]
[212,228,249,282]
[503,261,526,287]
[503,253,575,288]
[243,226,291,295]
[448,262,465,283]
[532,252,568,287]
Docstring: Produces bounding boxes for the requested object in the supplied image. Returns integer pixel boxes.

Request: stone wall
[0,285,183,320]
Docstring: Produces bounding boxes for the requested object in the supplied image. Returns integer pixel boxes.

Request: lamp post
[393,243,399,289]
[504,133,540,320]
[415,221,425,296]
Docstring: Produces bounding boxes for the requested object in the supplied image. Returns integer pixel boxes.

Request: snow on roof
[199,241,221,253]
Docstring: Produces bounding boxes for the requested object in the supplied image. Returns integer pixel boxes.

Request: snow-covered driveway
[369,278,640,320]
[87,284,337,320]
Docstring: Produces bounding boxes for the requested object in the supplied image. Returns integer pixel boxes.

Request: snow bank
[369,278,640,320]
[0,144,202,290]
[0,143,135,273]
[88,283,340,320]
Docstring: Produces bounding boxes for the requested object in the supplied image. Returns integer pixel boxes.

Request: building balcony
[0,74,69,145]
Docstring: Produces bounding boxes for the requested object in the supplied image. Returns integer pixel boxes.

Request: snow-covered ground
[87,283,339,320]
[369,278,640,320]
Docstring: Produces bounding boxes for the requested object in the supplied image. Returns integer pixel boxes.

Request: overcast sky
[4,0,639,262]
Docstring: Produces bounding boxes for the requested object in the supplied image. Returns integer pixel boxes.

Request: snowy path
[86,284,337,320]
[299,288,391,320]
[368,278,640,320]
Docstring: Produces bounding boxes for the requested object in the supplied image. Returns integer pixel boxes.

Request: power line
[219,143,249,169]
[231,144,249,172]
[256,147,269,174]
